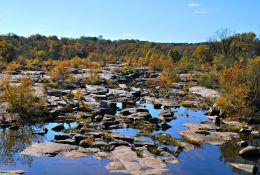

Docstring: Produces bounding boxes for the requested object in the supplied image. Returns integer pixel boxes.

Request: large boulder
[239,146,260,158]
[189,86,219,99]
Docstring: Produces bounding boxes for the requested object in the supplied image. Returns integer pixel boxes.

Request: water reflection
[0,122,77,168]
[0,125,42,167]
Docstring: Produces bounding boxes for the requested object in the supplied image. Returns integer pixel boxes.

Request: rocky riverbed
[0,63,259,175]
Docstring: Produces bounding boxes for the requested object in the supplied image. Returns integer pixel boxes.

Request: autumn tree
[193,45,211,63]
[49,60,71,82]
[168,49,181,63]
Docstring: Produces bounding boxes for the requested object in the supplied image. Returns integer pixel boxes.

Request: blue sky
[0,0,259,43]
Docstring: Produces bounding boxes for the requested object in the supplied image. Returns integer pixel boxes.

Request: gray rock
[73,134,87,144]
[239,146,260,158]
[230,163,257,174]
[51,124,65,132]
[0,170,25,174]
[54,134,72,140]
[21,142,78,157]
[237,141,249,148]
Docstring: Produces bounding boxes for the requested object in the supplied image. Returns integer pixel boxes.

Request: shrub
[157,133,181,146]
[73,88,84,99]
[196,71,220,89]
[0,78,46,115]
[49,60,71,82]
[159,66,178,87]
[84,69,101,85]
[216,60,260,117]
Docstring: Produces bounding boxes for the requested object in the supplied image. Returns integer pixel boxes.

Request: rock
[112,135,134,144]
[144,96,179,107]
[32,131,46,135]
[240,128,252,135]
[180,123,239,145]
[94,115,103,122]
[237,141,249,148]
[239,146,260,158]
[206,104,221,116]
[118,84,128,89]
[109,140,129,147]
[160,109,176,122]
[58,150,87,158]
[54,134,72,140]
[21,142,78,157]
[54,139,76,145]
[70,68,79,74]
[230,163,257,174]
[149,117,160,124]
[0,170,25,174]
[189,86,219,99]
[103,114,116,121]
[79,140,91,148]
[51,124,65,132]
[78,147,100,154]
[106,146,168,175]
[154,103,162,109]
[121,108,136,115]
[9,125,19,130]
[100,100,117,108]
[99,108,117,115]
[86,85,108,95]
[92,140,108,148]
[47,89,62,96]
[160,151,179,164]
[73,134,87,144]
[215,116,222,126]
[161,122,171,131]
[251,130,260,137]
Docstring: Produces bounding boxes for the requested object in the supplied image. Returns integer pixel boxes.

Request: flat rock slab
[189,86,219,99]
[180,123,239,145]
[58,150,88,158]
[21,142,78,157]
[106,146,168,175]
[144,96,179,107]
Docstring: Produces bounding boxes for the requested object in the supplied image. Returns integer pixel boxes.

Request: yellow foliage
[73,88,84,99]
[159,59,178,87]
[6,61,20,71]
[0,78,46,114]
[49,60,71,81]
[84,69,100,85]
[216,64,251,117]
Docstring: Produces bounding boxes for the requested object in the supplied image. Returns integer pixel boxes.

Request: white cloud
[188,3,208,14]
[188,3,199,7]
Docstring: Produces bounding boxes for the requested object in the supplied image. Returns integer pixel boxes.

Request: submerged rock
[0,170,25,174]
[230,163,257,174]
